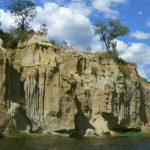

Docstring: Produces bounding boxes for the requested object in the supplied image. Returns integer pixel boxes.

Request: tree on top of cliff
[40,24,48,35]
[95,20,129,52]
[8,0,37,31]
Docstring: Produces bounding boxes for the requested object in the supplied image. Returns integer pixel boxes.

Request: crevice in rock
[5,58,23,107]
[139,84,148,124]
[74,95,94,136]
[76,57,86,76]
[13,107,31,131]
[101,112,118,129]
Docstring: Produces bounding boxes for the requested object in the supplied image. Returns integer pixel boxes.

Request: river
[0,135,150,150]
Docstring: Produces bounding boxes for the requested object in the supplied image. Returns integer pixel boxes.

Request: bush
[0,29,18,48]
[104,50,127,65]
[11,28,35,43]
[0,28,35,49]
[19,98,27,107]
[116,57,127,65]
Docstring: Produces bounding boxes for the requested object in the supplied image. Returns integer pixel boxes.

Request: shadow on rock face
[101,112,141,133]
[101,112,118,129]
[74,96,95,136]
[14,108,32,131]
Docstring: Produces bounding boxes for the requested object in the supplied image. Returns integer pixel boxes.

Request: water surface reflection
[0,136,150,150]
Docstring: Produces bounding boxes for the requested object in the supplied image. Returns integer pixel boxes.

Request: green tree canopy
[8,0,36,31]
[95,20,129,51]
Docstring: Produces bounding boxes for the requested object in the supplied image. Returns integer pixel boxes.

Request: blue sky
[0,0,150,80]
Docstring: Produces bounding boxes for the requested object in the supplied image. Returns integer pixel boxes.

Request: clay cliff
[0,33,150,136]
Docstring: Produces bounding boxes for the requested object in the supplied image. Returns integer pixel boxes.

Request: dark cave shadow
[74,96,95,137]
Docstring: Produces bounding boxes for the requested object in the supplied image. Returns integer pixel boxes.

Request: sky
[0,0,150,80]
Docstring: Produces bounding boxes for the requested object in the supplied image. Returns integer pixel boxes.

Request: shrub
[0,29,18,48]
[0,28,35,49]
[104,50,127,65]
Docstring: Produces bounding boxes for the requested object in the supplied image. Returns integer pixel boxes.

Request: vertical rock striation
[0,34,150,136]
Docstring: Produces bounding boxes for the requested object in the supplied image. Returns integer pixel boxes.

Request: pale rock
[0,33,150,136]
[0,38,3,48]
[8,103,20,116]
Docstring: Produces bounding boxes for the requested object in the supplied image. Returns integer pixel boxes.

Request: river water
[0,135,150,150]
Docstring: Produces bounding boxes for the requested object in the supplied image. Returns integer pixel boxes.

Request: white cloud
[0,9,15,31]
[0,2,95,49]
[131,31,150,39]
[90,36,104,52]
[92,0,127,19]
[117,41,150,65]
[0,1,149,80]
[115,40,128,52]
[68,1,92,17]
[31,2,95,49]
[116,40,150,79]
[138,65,148,79]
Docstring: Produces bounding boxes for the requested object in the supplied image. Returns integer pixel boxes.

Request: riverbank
[3,129,150,139]
[0,133,150,150]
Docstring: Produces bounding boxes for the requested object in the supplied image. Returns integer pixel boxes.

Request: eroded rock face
[0,107,11,136]
[0,34,150,136]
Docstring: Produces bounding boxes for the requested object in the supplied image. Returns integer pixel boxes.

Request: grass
[5,125,150,139]
[9,130,150,139]
[9,130,30,138]
[118,131,150,137]
[8,129,66,139]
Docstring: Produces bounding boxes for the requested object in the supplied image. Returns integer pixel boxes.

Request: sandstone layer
[0,33,150,136]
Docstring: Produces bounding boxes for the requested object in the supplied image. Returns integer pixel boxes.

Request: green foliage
[10,28,28,42]
[109,48,127,65]
[117,57,127,65]
[9,126,30,138]
[19,98,27,107]
[96,50,127,65]
[0,29,18,48]
[95,20,129,51]
[118,131,150,137]
[0,28,35,49]
[108,20,129,39]
[11,28,34,42]
[8,0,36,31]
[1,0,36,48]
[95,22,109,50]
[95,20,129,66]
